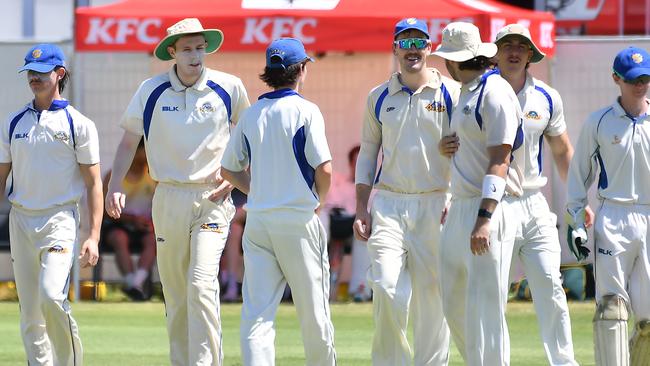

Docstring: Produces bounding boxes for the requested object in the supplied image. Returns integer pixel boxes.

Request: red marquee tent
[75,0,555,56]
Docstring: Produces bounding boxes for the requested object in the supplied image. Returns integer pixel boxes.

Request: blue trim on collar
[258,88,301,100]
[49,99,69,111]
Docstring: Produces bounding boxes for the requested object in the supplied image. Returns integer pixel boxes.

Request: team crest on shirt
[425,101,446,113]
[612,135,622,144]
[199,102,216,113]
[53,131,70,142]
[524,111,541,120]
[48,245,69,254]
[462,105,472,115]
[200,222,223,233]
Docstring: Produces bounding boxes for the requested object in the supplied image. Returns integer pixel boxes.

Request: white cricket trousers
[367,190,450,366]
[10,204,82,366]
[594,200,650,320]
[509,191,577,366]
[439,197,515,366]
[152,183,234,366]
[240,210,336,366]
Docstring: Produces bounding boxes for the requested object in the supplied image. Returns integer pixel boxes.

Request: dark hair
[54,66,69,94]
[348,145,360,164]
[259,61,306,89]
[458,56,494,71]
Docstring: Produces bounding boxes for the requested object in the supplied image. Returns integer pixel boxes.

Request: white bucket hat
[494,24,545,63]
[433,22,497,62]
[154,18,224,61]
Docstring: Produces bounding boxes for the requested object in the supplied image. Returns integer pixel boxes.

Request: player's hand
[353,210,372,241]
[438,133,459,158]
[79,237,99,268]
[105,191,126,219]
[470,217,491,255]
[584,205,595,228]
[208,169,234,202]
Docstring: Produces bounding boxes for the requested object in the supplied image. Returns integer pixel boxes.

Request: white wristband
[481,174,506,201]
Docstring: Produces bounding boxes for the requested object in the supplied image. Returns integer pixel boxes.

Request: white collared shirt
[355,68,460,194]
[221,89,331,213]
[516,74,567,189]
[450,70,524,198]
[121,66,250,184]
[567,98,650,211]
[0,100,100,210]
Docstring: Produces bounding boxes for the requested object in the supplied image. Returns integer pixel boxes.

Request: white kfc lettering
[84,17,162,45]
[490,18,506,42]
[539,22,554,48]
[242,17,317,44]
[429,19,450,43]
[85,17,116,44]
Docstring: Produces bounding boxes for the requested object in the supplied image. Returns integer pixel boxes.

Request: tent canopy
[75,0,555,56]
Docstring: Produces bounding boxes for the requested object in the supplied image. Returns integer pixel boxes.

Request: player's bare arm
[105,131,141,219]
[79,163,103,267]
[0,163,11,197]
[207,167,235,202]
[547,132,595,227]
[471,144,511,256]
[221,167,250,195]
[314,160,332,212]
[438,132,459,158]
[354,183,372,241]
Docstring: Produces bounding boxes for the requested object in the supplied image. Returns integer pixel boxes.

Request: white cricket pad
[593,294,629,366]
[630,320,650,366]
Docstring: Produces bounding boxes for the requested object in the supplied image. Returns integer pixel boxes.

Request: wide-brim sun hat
[154,18,223,61]
[494,23,545,63]
[433,22,497,62]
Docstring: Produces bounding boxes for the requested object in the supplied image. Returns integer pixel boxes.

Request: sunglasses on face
[394,38,430,50]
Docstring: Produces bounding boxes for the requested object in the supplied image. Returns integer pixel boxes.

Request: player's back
[238,89,331,213]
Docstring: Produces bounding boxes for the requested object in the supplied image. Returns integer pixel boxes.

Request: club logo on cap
[406,18,417,25]
[32,49,42,59]
[632,53,644,64]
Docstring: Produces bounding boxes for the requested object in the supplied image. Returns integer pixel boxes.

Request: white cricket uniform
[0,99,100,366]
[508,74,577,366]
[439,69,522,366]
[356,69,459,366]
[566,99,650,321]
[221,88,336,366]
[121,66,250,366]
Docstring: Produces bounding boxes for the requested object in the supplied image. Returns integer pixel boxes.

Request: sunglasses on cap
[615,71,650,85]
[394,38,430,50]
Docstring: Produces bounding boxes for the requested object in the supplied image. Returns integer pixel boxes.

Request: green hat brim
[154,29,224,61]
[496,34,545,63]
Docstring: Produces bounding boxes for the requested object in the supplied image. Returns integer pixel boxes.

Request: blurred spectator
[102,139,156,301]
[322,145,371,301]
[221,189,246,302]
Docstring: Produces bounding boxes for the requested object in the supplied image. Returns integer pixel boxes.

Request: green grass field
[0,301,596,365]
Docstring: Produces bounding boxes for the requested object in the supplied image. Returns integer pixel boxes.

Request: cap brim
[433,43,497,62]
[154,29,224,61]
[18,62,57,73]
[624,67,650,80]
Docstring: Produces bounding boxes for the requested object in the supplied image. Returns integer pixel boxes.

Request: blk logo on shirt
[14,132,29,139]
[162,106,179,112]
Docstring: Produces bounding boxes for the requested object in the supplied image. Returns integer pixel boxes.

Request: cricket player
[105,18,250,365]
[439,24,591,365]
[221,37,336,366]
[433,22,524,366]
[566,46,650,366]
[353,18,460,366]
[0,43,102,365]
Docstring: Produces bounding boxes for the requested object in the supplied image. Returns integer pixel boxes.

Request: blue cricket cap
[394,18,429,39]
[613,46,650,81]
[266,38,314,69]
[19,43,66,73]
